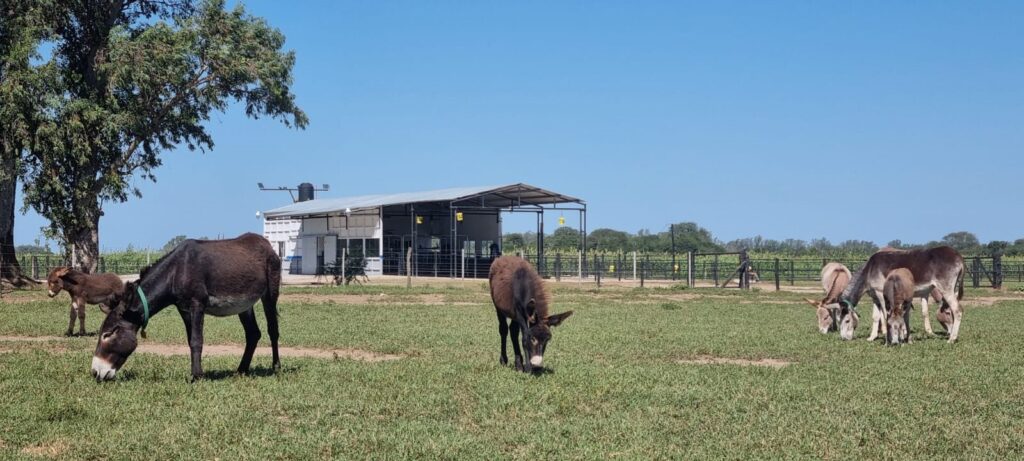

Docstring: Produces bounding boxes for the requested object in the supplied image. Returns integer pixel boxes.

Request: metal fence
[16,251,1010,290]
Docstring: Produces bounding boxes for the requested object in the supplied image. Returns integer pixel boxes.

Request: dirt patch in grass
[0,335,404,362]
[676,355,794,368]
[20,439,69,458]
[963,296,1013,307]
[0,335,66,342]
[137,343,404,362]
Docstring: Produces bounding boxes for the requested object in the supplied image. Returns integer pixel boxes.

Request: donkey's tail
[956,265,965,301]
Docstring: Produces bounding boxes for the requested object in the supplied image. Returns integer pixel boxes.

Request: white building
[261,183,586,277]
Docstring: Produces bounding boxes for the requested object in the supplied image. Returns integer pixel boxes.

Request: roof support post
[410,204,416,277]
[450,204,457,279]
[580,206,587,278]
[536,211,544,275]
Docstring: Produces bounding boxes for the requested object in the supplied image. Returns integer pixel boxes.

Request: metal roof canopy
[262,183,588,276]
[262,183,585,219]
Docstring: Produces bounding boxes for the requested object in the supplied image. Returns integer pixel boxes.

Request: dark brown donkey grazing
[46,267,124,336]
[92,233,281,381]
[489,256,573,373]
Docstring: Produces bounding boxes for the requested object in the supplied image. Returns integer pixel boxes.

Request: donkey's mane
[841,265,869,307]
[139,240,190,280]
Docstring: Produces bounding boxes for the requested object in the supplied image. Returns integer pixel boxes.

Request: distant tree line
[502,224,1022,257]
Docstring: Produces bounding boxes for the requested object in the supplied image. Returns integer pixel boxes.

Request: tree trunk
[69,213,100,274]
[0,171,33,286]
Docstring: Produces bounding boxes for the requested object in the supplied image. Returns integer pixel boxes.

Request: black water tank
[297,183,315,202]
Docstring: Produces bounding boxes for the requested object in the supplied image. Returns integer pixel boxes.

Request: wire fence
[15,251,1011,290]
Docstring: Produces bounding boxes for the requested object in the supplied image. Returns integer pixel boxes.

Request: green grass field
[1,283,1023,459]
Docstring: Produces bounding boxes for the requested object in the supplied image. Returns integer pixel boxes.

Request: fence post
[555,253,561,282]
[341,248,347,285]
[578,251,582,286]
[789,260,795,285]
[774,258,780,292]
[596,256,602,289]
[405,247,412,289]
[972,257,981,288]
[991,254,1002,289]
[687,251,693,287]
[739,250,749,290]
[640,255,646,288]
[713,254,719,287]
[99,257,105,274]
[31,256,39,280]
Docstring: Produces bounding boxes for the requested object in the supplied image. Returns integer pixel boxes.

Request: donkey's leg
[496,310,509,366]
[261,292,281,371]
[237,308,262,374]
[903,303,913,343]
[946,291,964,344]
[187,299,206,381]
[77,299,87,335]
[920,295,934,335]
[176,305,193,341]
[874,290,889,341]
[509,321,525,372]
[65,303,76,336]
[866,296,883,341]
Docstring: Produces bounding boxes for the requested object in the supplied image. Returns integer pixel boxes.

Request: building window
[365,238,380,257]
[349,238,364,256]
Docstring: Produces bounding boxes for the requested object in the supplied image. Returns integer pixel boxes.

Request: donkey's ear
[545,310,573,327]
[60,272,79,285]
[804,298,822,308]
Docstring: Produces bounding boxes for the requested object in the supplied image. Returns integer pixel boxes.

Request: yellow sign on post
[456,212,463,222]
[416,216,423,224]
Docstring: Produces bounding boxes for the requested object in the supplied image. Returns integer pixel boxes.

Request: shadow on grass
[202,364,301,381]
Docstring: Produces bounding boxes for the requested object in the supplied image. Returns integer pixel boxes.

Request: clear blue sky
[14,1,1024,251]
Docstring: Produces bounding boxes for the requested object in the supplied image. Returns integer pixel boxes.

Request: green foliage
[587,228,630,251]
[162,235,188,253]
[941,231,981,253]
[16,0,307,270]
[14,244,50,254]
[327,254,369,286]
[546,226,580,251]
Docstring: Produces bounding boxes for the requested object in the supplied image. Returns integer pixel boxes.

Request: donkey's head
[836,300,860,340]
[805,298,838,334]
[886,303,909,345]
[936,305,953,332]
[45,267,73,297]
[92,285,143,381]
[522,307,573,371]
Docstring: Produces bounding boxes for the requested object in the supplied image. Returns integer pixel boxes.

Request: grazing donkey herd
[39,234,966,380]
[805,246,964,345]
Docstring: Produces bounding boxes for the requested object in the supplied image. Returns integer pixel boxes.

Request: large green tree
[0,0,49,285]
[19,0,307,271]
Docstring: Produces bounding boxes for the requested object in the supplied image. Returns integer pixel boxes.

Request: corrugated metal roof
[262,183,583,219]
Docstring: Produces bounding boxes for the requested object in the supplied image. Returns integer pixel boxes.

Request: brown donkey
[883,268,915,345]
[46,267,124,336]
[489,256,572,372]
